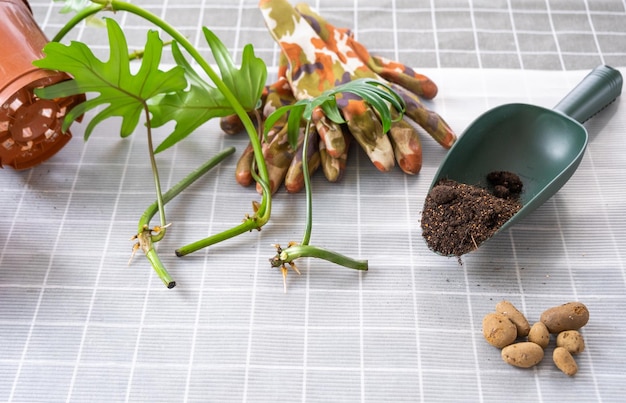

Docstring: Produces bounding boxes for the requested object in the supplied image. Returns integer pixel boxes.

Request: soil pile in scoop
[421,171,523,256]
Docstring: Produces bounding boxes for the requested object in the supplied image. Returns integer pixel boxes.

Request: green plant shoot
[266,79,406,292]
[149,29,266,153]
[40,0,407,291]
[264,78,405,150]
[33,14,265,285]
[37,3,272,287]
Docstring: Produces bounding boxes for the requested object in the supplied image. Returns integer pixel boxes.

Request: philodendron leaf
[203,27,267,112]
[34,18,187,140]
[149,41,234,153]
[149,28,268,153]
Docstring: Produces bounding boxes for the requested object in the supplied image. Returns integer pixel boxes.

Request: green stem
[249,109,270,218]
[139,147,235,232]
[136,147,235,287]
[270,245,368,271]
[144,106,167,240]
[175,116,272,256]
[175,220,258,257]
[51,3,105,42]
[270,119,367,276]
[145,249,175,288]
[300,123,314,246]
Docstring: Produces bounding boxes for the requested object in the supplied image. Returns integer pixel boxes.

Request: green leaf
[203,28,267,112]
[266,78,406,149]
[286,103,306,149]
[331,80,406,134]
[150,29,267,153]
[149,41,235,153]
[263,104,293,139]
[319,99,344,124]
[34,18,187,140]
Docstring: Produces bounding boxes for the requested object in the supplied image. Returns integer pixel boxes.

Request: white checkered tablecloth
[1,1,625,402]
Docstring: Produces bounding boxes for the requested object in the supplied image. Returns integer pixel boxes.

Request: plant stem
[143,105,167,241]
[270,244,368,271]
[135,147,235,287]
[268,109,368,278]
[139,147,235,232]
[300,123,314,246]
[175,113,272,256]
[51,3,105,42]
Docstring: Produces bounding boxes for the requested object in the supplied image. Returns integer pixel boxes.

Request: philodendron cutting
[34,0,268,288]
[33,0,411,289]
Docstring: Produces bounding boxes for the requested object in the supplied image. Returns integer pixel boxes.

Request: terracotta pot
[0,0,85,169]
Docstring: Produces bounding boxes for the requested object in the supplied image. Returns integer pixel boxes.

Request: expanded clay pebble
[501,342,544,368]
[556,330,585,354]
[528,322,550,349]
[482,312,517,348]
[540,302,589,334]
[553,347,578,376]
[496,300,531,337]
[483,300,589,375]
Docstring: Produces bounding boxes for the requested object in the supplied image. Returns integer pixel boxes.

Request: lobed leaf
[34,18,187,140]
[149,41,234,153]
[150,28,268,153]
[203,28,267,113]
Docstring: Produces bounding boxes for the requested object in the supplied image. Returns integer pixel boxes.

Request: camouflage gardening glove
[223,0,456,193]
[259,0,456,174]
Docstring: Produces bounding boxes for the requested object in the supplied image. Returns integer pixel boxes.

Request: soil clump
[421,171,523,256]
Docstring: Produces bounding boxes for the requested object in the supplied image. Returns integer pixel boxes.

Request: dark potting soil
[421,171,523,256]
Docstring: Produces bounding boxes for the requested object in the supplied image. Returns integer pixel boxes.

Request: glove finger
[255,118,300,194]
[392,84,456,149]
[220,113,246,135]
[220,83,270,135]
[311,106,347,158]
[235,142,255,187]
[256,161,288,194]
[341,97,395,172]
[388,118,423,174]
[363,54,438,99]
[285,125,321,193]
[319,127,349,183]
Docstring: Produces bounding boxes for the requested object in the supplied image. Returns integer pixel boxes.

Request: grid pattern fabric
[31,0,626,71]
[1,1,625,402]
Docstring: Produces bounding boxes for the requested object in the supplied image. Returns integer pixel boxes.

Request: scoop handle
[553,65,623,123]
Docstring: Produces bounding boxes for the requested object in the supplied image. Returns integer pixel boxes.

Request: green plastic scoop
[427,65,623,254]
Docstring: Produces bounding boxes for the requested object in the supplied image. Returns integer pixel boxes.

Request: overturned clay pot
[0,0,85,169]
